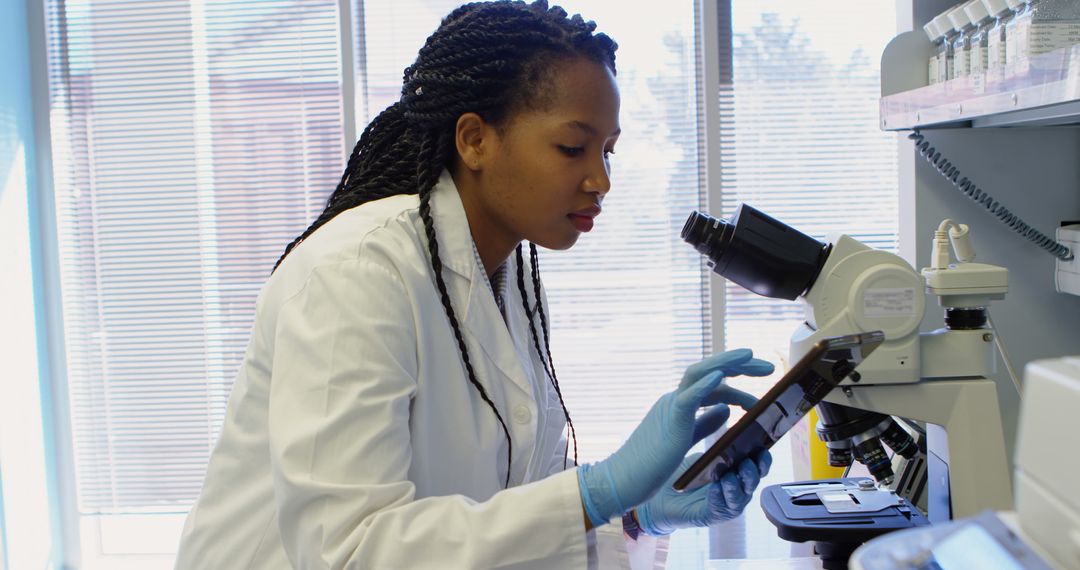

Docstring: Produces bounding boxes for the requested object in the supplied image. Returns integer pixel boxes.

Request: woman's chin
[534,233,579,251]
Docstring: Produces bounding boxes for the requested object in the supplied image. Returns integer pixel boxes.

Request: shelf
[880,43,1080,131]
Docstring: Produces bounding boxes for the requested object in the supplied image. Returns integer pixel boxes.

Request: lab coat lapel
[428,172,534,400]
[502,258,544,388]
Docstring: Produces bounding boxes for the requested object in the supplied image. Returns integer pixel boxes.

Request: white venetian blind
[44,0,345,514]
[720,2,899,356]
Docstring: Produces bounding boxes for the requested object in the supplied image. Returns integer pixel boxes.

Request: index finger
[680,349,753,390]
[721,358,774,378]
[702,384,758,409]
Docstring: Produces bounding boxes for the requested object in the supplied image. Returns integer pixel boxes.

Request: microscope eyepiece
[681,205,830,301]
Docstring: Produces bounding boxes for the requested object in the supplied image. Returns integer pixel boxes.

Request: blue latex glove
[577,349,773,527]
[685,348,774,444]
[635,450,772,536]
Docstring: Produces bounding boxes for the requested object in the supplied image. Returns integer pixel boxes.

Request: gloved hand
[634,450,772,536]
[577,349,773,527]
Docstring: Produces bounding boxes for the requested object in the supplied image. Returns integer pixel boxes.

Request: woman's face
[456,57,621,259]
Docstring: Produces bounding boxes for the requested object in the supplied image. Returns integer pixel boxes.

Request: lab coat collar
[428,170,477,281]
[428,171,538,400]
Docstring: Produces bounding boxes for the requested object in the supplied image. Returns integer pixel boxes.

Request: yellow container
[807,407,845,479]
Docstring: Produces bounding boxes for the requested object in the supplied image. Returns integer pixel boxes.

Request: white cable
[931,219,955,270]
[986,311,1022,396]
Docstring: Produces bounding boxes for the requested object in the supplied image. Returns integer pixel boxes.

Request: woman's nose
[584,155,611,196]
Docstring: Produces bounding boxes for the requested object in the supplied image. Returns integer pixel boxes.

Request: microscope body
[791,235,924,385]
[792,233,1012,519]
[682,204,1015,520]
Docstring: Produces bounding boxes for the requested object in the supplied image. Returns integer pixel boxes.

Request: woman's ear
[455,112,489,172]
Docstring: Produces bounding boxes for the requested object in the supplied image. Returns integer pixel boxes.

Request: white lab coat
[176,171,667,569]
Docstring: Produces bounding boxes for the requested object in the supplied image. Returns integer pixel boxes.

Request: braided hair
[273,1,617,487]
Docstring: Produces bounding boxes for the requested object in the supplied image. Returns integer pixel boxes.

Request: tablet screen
[673,331,885,493]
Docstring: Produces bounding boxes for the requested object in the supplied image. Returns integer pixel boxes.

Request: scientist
[175,1,773,568]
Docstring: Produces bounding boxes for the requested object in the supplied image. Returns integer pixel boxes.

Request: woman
[176,2,773,568]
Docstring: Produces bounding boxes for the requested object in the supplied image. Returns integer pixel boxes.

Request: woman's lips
[568,213,595,232]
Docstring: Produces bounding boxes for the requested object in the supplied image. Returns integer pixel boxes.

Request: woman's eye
[558,145,584,157]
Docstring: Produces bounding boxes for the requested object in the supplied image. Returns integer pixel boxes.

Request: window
[35,0,897,566]
[43,1,347,565]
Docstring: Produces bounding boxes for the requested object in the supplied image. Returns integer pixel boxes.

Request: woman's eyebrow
[564,120,621,138]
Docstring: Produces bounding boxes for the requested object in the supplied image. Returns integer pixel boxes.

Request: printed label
[988,31,1004,69]
[863,288,917,318]
[1005,20,1080,61]
[970,44,986,73]
[1028,21,1080,56]
[958,48,972,77]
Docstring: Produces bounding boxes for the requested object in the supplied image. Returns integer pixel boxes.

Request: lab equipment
[987,0,1024,72]
[577,349,772,526]
[966,0,995,77]
[682,204,1015,519]
[924,19,946,84]
[949,3,978,78]
[1005,0,1035,66]
[852,510,1051,569]
[849,356,1080,569]
[937,12,961,82]
[635,451,769,536]
[1057,224,1080,295]
[672,332,886,493]
[1007,0,1080,72]
[760,477,930,570]
[815,401,920,486]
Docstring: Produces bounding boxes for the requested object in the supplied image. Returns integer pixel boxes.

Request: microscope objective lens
[853,438,894,485]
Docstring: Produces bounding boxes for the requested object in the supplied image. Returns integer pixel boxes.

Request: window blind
[721,3,899,360]
[44,0,346,514]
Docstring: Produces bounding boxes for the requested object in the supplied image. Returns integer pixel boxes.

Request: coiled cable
[908,130,1073,261]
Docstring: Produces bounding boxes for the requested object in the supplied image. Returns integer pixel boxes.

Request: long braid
[272,0,616,487]
[415,131,514,486]
[527,243,577,466]
[515,244,577,468]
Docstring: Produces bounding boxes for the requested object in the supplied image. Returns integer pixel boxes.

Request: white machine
[849,356,1080,570]
[1009,356,1080,568]
[800,219,1013,520]
[682,206,1015,520]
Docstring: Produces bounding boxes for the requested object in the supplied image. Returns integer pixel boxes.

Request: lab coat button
[512,404,531,424]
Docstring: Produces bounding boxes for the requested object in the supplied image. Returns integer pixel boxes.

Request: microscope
[682,204,1014,522]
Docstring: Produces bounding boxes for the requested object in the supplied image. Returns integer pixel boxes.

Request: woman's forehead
[516,59,620,135]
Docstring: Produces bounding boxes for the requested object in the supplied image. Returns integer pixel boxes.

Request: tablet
[672,331,886,493]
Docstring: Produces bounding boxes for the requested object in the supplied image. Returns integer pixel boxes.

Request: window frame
[25,0,82,565]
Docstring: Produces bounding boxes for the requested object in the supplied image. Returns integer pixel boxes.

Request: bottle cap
[965,0,990,23]
[967,0,989,23]
[934,13,955,35]
[980,0,1010,17]
[923,19,943,41]
[948,5,972,29]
